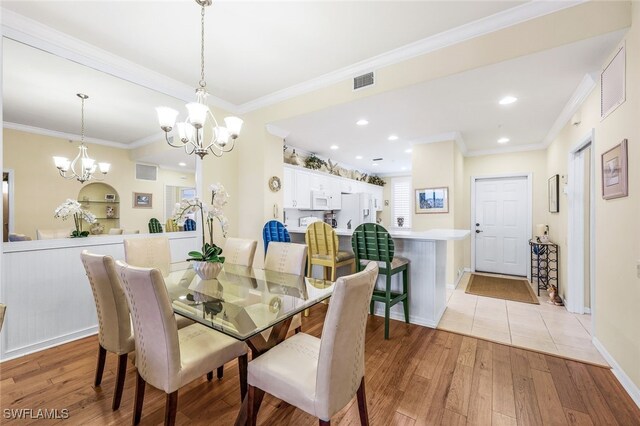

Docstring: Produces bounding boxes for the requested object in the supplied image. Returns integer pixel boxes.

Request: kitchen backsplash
[283,209,325,228]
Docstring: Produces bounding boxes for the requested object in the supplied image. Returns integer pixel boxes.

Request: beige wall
[3,128,194,239]
[546,5,640,389]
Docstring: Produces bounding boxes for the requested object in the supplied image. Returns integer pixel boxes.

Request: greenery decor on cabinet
[304,154,327,170]
[368,176,386,186]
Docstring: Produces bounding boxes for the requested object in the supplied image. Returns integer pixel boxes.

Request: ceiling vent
[353,72,374,91]
[601,44,625,120]
[136,163,158,181]
[373,157,383,161]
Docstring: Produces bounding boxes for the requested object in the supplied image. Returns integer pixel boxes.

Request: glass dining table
[165,262,334,352]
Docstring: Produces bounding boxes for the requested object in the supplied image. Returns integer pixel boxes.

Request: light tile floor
[438,272,608,367]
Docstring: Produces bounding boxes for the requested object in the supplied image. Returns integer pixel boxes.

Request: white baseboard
[592,337,640,408]
[372,307,437,329]
[447,269,470,290]
[0,326,98,362]
[584,307,591,314]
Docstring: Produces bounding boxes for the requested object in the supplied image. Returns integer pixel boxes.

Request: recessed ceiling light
[405,148,413,153]
[178,162,186,166]
[497,137,510,144]
[372,163,379,167]
[499,96,518,105]
[401,167,407,171]
[355,155,363,160]
[388,135,398,141]
[356,119,369,126]
[330,145,339,150]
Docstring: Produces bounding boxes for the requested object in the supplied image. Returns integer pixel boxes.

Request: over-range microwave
[311,191,331,210]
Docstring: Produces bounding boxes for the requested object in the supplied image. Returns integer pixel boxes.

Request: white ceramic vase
[192,261,222,280]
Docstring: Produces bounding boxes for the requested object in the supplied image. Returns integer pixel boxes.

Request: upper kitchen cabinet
[372,185,383,211]
[329,177,342,210]
[283,166,312,209]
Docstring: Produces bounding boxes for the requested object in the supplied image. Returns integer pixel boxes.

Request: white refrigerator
[336,193,374,230]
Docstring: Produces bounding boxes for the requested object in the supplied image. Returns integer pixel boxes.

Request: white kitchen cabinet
[372,185,384,211]
[283,166,312,209]
[340,178,355,194]
[329,176,342,210]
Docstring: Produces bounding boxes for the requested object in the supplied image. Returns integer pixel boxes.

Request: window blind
[392,177,412,229]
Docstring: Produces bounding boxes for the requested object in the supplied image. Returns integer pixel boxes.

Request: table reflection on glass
[165,263,334,343]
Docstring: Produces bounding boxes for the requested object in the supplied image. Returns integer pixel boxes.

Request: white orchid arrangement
[54,199,97,238]
[173,183,230,263]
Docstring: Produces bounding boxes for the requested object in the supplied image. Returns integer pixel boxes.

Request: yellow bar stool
[305,221,356,281]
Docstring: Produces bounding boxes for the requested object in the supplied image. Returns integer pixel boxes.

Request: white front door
[474,177,528,276]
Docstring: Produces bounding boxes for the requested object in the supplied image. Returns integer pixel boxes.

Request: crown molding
[465,142,547,158]
[542,73,597,147]
[0,8,238,114]
[409,131,468,155]
[236,0,586,113]
[128,132,167,149]
[3,122,129,149]
[265,124,290,140]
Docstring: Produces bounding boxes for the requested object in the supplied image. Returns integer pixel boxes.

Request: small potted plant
[54,199,97,238]
[174,183,229,280]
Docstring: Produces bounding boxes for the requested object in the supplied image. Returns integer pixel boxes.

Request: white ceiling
[271,30,625,174]
[2,0,526,105]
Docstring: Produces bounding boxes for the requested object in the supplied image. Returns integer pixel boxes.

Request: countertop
[286,227,470,241]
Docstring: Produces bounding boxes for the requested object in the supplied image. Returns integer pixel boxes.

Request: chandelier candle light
[156,0,243,159]
[53,94,111,183]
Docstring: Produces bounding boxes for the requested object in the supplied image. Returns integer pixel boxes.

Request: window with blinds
[391,177,412,229]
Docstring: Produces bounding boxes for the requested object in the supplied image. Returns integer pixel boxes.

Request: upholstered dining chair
[246,262,379,426]
[223,238,258,267]
[116,261,248,426]
[264,242,308,334]
[351,223,409,340]
[108,228,123,235]
[36,229,71,240]
[8,233,31,241]
[80,251,195,412]
[124,236,172,278]
[305,221,355,281]
[262,220,290,254]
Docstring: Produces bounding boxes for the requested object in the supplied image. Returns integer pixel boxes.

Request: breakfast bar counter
[288,227,470,328]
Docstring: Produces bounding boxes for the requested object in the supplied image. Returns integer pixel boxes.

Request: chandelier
[53,93,111,184]
[156,0,243,159]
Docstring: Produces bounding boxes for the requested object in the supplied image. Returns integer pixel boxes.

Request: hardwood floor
[1,305,638,425]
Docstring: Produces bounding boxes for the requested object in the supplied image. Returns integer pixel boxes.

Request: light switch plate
[637,260,640,279]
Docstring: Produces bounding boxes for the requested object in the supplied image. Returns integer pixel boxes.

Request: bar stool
[148,218,162,233]
[351,223,409,340]
[262,220,290,255]
[165,219,179,232]
[305,221,355,281]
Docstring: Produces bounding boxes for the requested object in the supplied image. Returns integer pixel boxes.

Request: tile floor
[438,272,608,367]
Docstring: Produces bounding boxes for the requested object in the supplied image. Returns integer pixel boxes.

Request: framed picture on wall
[133,192,153,208]
[548,174,559,213]
[601,139,628,200]
[415,187,448,214]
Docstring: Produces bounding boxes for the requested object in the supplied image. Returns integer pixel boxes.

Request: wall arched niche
[77,183,120,234]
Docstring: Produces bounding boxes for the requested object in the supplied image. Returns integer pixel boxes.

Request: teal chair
[351,223,409,339]
[148,218,163,234]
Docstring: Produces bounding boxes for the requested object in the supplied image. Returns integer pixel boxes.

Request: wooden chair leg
[164,391,178,426]
[94,344,107,387]
[217,365,224,379]
[304,308,310,317]
[320,420,331,426]
[247,385,265,426]
[238,354,248,402]
[356,377,370,426]
[402,268,410,323]
[207,371,213,381]
[351,260,356,274]
[370,299,374,315]
[112,353,128,411]
[295,326,302,334]
[133,371,146,425]
[384,273,392,339]
[331,265,336,282]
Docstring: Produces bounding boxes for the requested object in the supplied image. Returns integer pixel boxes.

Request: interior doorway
[471,174,532,277]
[2,171,14,243]
[567,130,595,319]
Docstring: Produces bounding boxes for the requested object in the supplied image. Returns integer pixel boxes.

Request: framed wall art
[133,192,153,208]
[548,174,559,213]
[601,139,628,200]
[415,187,448,214]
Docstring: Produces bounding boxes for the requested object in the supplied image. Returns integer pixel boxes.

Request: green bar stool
[351,223,409,339]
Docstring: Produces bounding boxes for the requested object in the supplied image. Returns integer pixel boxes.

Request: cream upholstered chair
[124,236,171,278]
[36,229,71,240]
[123,229,140,235]
[223,238,258,267]
[8,233,31,241]
[264,242,307,334]
[80,251,195,411]
[246,262,378,426]
[116,261,248,426]
[108,228,124,235]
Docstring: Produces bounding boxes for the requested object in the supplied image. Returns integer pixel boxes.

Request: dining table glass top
[164,263,334,340]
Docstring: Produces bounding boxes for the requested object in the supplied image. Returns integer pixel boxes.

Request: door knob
[475,223,480,226]
[476,230,483,233]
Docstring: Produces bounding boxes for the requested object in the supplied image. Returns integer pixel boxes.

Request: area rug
[465,274,539,304]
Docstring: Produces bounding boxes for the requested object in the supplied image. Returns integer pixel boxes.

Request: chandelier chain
[80,96,85,144]
[200,5,206,88]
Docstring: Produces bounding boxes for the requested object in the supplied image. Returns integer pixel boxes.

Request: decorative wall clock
[268,176,282,192]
